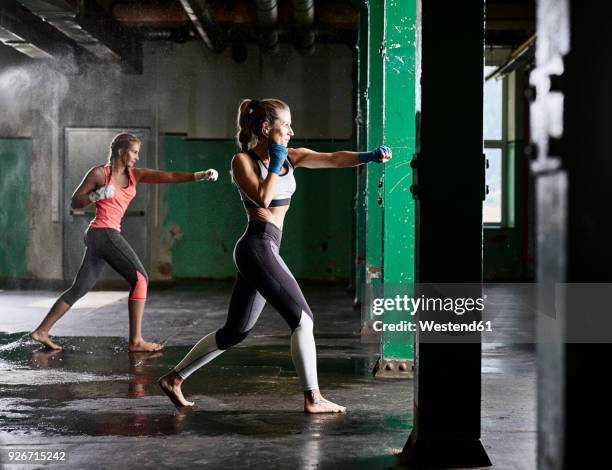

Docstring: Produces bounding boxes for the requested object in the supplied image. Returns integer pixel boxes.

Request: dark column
[402,0,491,467]
[532,1,612,468]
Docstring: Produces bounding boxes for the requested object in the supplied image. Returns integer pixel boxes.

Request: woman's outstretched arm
[134,168,218,184]
[289,146,392,169]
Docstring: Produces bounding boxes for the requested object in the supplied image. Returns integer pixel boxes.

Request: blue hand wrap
[268,144,288,175]
[358,145,391,164]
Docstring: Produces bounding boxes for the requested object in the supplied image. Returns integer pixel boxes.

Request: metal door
[63,128,149,282]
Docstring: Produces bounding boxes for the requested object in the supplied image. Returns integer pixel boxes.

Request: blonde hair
[108,133,141,163]
[236,98,290,151]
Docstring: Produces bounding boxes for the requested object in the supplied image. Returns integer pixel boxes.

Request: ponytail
[235,98,289,152]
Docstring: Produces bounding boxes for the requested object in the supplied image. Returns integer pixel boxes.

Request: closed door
[63,128,149,282]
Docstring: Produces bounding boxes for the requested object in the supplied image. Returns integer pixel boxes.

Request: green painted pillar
[364,0,417,376]
[379,0,417,372]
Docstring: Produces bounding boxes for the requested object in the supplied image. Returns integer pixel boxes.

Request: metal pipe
[178,0,226,52]
[0,10,52,59]
[16,0,142,72]
[255,0,278,53]
[112,3,188,27]
[292,0,315,54]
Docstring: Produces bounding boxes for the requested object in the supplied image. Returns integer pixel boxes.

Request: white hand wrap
[194,169,219,182]
[88,184,115,203]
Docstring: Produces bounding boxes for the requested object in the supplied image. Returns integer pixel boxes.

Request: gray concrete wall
[0,40,353,281]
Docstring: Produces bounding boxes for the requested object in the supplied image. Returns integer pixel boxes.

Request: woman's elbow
[253,190,271,208]
[257,195,272,208]
[71,196,85,209]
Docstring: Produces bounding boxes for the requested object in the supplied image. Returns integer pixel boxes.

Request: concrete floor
[0,283,535,469]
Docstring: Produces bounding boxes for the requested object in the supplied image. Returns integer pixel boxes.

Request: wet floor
[0,283,535,469]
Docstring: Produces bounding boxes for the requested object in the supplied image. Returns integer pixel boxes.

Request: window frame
[483,70,510,228]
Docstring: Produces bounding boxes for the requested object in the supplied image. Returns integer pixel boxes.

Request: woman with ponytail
[31,133,218,352]
[159,99,391,412]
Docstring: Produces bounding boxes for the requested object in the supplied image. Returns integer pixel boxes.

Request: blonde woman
[31,133,218,352]
[159,99,391,412]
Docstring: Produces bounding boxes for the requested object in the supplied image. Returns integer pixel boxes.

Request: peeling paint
[156,262,173,276]
[168,223,184,242]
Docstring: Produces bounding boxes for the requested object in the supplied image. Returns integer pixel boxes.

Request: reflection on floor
[0,283,535,469]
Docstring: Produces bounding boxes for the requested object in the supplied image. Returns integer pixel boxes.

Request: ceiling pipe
[255,0,279,54]
[110,1,358,48]
[292,0,315,55]
[15,0,142,72]
[0,9,52,59]
[178,0,226,53]
[0,26,51,59]
[113,3,189,28]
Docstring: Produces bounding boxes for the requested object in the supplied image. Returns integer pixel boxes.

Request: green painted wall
[161,135,354,280]
[0,139,31,277]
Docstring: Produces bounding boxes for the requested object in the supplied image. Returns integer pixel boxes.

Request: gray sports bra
[236,149,297,209]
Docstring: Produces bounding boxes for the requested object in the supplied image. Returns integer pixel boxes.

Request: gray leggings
[217,220,313,349]
[174,221,319,390]
[60,228,148,306]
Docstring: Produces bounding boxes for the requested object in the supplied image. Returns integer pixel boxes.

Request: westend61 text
[372,320,493,333]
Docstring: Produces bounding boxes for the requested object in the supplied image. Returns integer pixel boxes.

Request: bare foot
[30,330,62,350]
[158,370,194,407]
[128,339,163,352]
[304,390,346,414]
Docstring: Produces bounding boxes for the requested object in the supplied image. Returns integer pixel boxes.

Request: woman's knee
[129,270,148,301]
[291,310,314,332]
[216,326,251,350]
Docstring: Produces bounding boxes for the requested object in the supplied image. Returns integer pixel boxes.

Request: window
[483,147,502,223]
[483,66,505,225]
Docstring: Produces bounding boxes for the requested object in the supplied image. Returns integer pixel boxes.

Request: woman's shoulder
[232,151,258,168]
[88,164,107,179]
[232,151,250,161]
[286,147,311,166]
[90,163,108,172]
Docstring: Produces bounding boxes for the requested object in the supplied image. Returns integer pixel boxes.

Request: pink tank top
[89,165,137,231]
